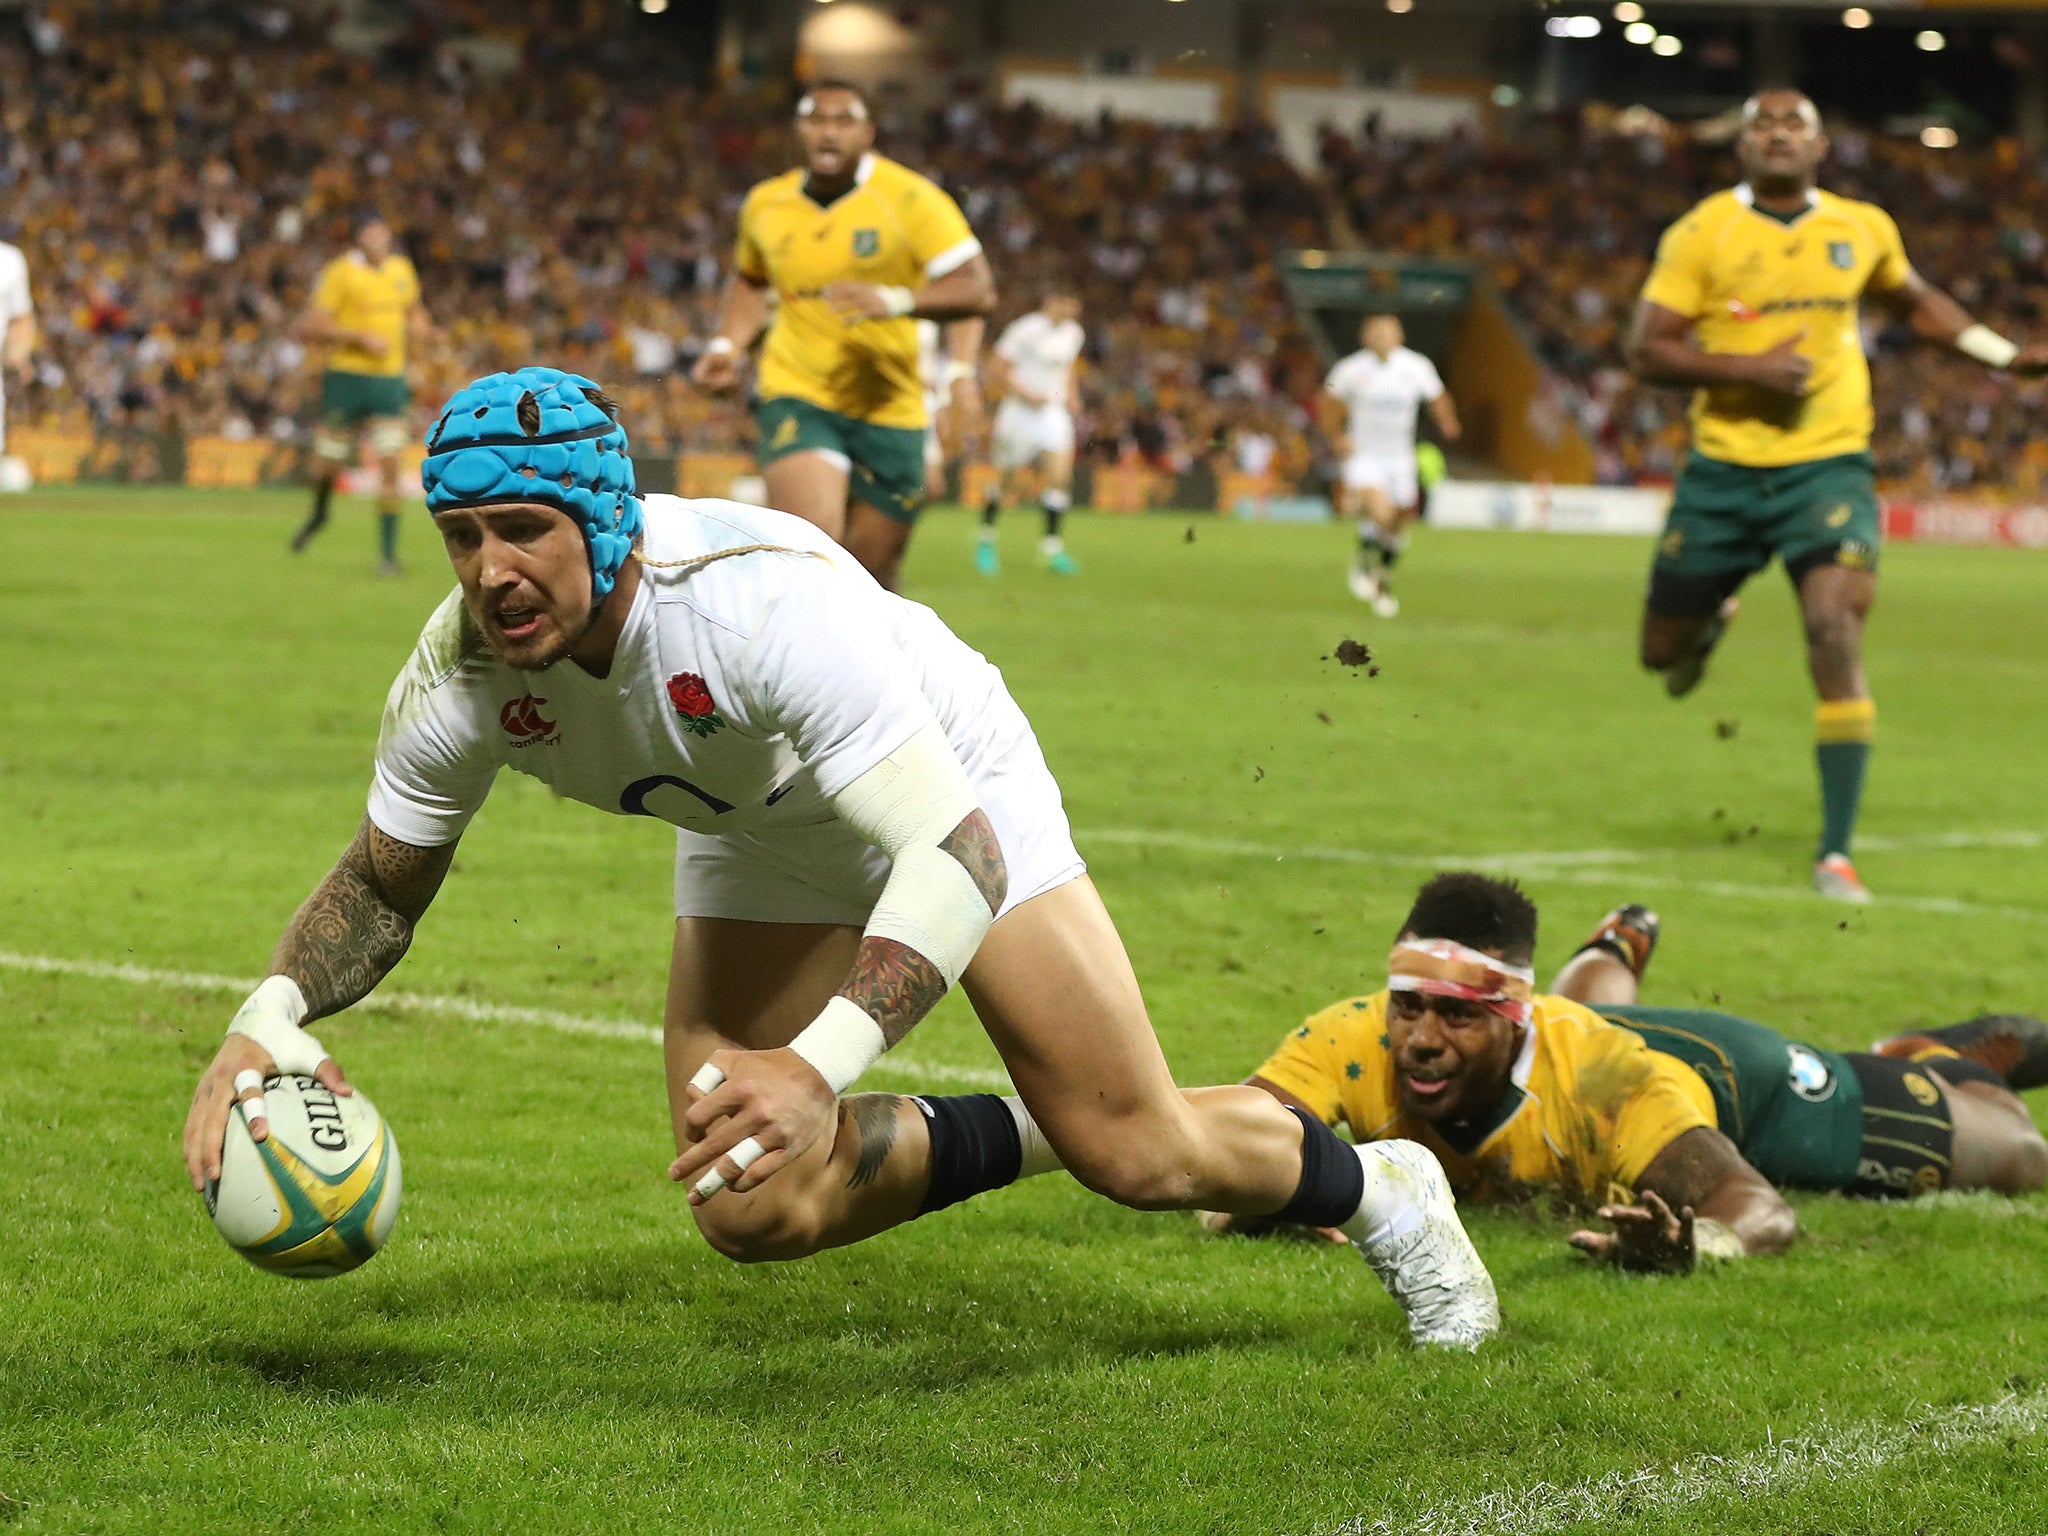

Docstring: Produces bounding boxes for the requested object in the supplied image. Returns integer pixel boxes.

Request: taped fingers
[689,1062,726,1097]
[232,1067,270,1138]
[692,1135,766,1201]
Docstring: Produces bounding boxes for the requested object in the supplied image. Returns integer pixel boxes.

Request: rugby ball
[205,1074,402,1278]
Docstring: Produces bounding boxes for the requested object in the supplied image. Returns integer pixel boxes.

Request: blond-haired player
[1628,90,2048,901]
[291,215,434,575]
[692,81,994,592]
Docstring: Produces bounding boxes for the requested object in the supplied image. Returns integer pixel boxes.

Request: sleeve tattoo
[938,808,1008,915]
[833,811,1007,1050]
[271,818,456,1020]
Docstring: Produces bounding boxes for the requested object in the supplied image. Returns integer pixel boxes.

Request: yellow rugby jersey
[734,153,979,429]
[1255,991,1716,1204]
[1640,185,1912,467]
[311,251,421,378]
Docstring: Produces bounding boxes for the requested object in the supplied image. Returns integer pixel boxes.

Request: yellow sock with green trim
[1815,698,1875,860]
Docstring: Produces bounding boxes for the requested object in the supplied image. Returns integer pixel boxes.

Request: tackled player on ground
[182,365,1499,1349]
[1208,874,2046,1272]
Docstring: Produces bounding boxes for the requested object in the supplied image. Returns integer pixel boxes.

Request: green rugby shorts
[754,396,927,524]
[1648,450,1880,618]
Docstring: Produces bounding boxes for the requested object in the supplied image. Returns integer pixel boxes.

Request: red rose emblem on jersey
[666,672,725,737]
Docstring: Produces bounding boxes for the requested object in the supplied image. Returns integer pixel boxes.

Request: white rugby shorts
[1342,450,1419,507]
[672,682,1085,927]
[990,398,1074,471]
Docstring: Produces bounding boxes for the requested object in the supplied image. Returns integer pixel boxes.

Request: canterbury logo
[500,694,557,744]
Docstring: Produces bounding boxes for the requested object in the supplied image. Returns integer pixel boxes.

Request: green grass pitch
[4,488,2048,1534]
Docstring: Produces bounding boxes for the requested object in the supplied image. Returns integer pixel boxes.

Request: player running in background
[1213,874,2046,1271]
[182,367,1499,1350]
[0,233,36,473]
[1320,313,1459,618]
[692,82,995,593]
[1627,90,2048,903]
[290,216,433,575]
[978,287,1085,576]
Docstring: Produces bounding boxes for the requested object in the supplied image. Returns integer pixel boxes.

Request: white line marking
[1333,1386,2048,1536]
[1079,829,2048,922]
[0,949,1011,1090]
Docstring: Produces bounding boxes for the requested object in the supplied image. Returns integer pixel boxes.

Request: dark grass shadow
[190,1339,446,1400]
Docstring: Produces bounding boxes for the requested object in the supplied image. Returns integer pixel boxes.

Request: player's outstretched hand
[1567,1190,1695,1273]
[181,1034,353,1192]
[2008,343,2048,378]
[1743,334,1811,397]
[672,1046,835,1205]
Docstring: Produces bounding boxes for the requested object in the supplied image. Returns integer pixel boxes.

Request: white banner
[1429,481,1669,536]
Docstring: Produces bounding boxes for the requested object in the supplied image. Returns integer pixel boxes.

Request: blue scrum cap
[421,367,643,601]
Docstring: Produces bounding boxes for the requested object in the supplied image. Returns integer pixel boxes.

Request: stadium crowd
[2,3,1330,486]
[7,3,2045,496]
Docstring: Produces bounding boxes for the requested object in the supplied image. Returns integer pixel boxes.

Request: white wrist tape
[1957,324,2019,369]
[226,975,328,1077]
[877,285,917,318]
[789,995,890,1094]
[864,844,992,989]
[941,358,976,387]
[704,335,738,357]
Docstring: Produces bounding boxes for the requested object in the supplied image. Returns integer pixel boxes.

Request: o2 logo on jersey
[1786,1045,1837,1103]
[500,694,558,748]
[851,228,879,258]
[1827,240,1854,270]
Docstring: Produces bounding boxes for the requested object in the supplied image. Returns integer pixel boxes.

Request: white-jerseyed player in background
[180,366,1498,1350]
[0,238,38,488]
[979,287,1085,576]
[1320,313,1460,617]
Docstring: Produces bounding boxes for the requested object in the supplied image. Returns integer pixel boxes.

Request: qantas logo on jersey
[500,694,559,748]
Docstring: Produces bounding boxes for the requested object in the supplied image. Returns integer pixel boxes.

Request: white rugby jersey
[368,496,1017,849]
[1324,345,1444,459]
[995,311,1084,407]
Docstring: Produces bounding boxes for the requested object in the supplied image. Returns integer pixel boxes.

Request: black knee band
[913,1094,1023,1217]
[1275,1108,1365,1229]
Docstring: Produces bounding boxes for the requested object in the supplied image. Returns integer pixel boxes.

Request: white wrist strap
[226,974,329,1077]
[940,358,976,387]
[704,335,738,357]
[1957,324,2019,369]
[788,996,888,1095]
[877,285,917,319]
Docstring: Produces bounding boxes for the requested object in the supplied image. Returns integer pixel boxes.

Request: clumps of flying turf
[1324,639,1380,677]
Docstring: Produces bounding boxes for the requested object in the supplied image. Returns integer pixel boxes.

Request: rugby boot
[1812,852,1873,904]
[1662,595,1739,698]
[1352,1139,1500,1350]
[1872,1014,2048,1090]
[974,540,1000,576]
[1575,904,1660,981]
[1044,544,1078,576]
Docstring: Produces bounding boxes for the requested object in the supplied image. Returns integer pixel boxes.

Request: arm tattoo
[938,808,1008,915]
[271,819,456,1021]
[836,937,948,1050]
[844,1093,906,1189]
